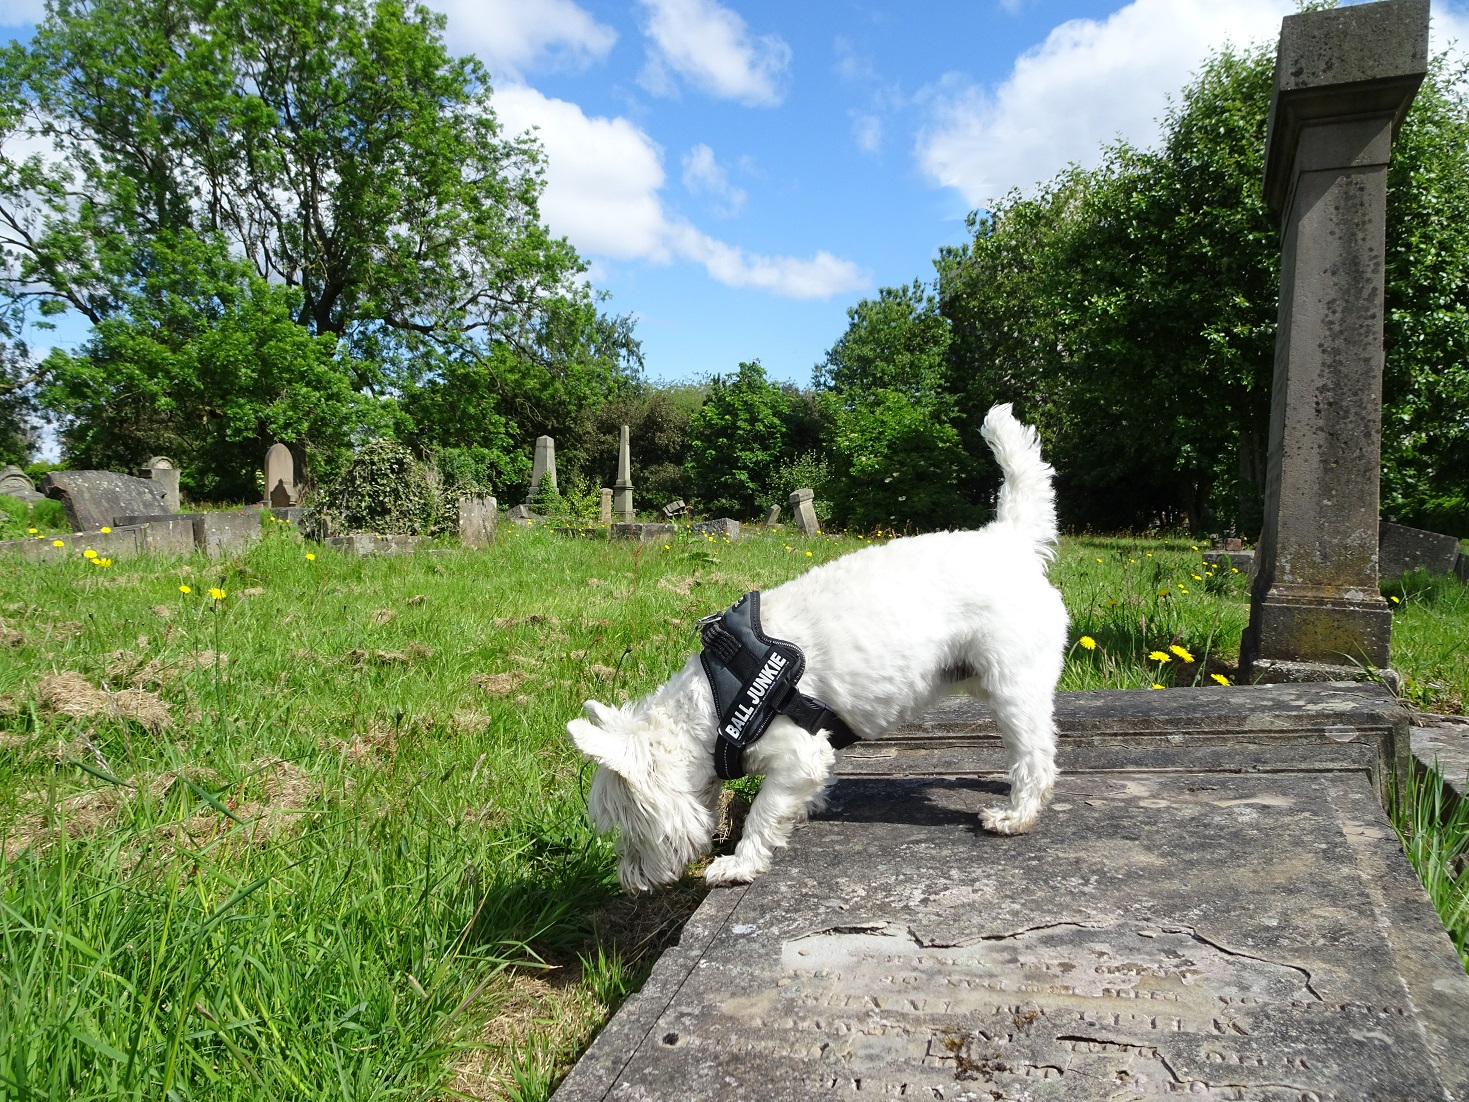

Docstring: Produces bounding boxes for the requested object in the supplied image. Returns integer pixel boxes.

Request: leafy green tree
[685,361,801,518]
[940,46,1469,535]
[815,281,976,531]
[1,0,637,493]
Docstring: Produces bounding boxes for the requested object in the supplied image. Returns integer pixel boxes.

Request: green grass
[0,524,1465,1098]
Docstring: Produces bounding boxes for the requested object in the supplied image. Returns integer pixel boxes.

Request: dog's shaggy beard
[572,700,720,892]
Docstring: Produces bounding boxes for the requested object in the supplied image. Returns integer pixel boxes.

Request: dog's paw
[980,805,1040,835]
[704,854,760,886]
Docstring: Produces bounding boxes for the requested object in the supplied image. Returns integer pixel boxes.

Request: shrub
[309,439,439,536]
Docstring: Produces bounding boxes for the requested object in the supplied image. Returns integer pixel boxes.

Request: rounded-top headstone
[147,456,174,469]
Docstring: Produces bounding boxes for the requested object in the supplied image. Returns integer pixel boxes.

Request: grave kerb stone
[115,513,202,555]
[192,508,264,557]
[610,522,674,542]
[691,518,739,542]
[1242,0,1428,681]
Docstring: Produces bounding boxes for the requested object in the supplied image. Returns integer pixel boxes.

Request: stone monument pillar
[790,488,819,536]
[528,435,557,503]
[1242,0,1427,682]
[263,443,299,507]
[599,488,612,523]
[139,456,181,512]
[612,425,634,522]
[459,493,498,548]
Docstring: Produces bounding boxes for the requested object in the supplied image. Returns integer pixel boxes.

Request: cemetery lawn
[0,525,1465,1099]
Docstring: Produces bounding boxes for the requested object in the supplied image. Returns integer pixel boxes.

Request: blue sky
[2,0,1468,401]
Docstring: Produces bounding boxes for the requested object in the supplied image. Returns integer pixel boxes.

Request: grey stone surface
[610,522,675,542]
[193,509,263,557]
[1459,551,1469,584]
[0,465,43,503]
[599,488,612,523]
[459,493,497,549]
[0,525,148,562]
[614,425,634,523]
[764,504,780,526]
[116,513,202,555]
[264,443,299,507]
[39,471,168,532]
[1379,519,1462,581]
[507,504,538,526]
[557,768,1469,1101]
[789,488,818,536]
[690,518,739,541]
[1201,548,1253,574]
[138,456,181,512]
[324,532,420,555]
[1243,0,1428,680]
[268,506,307,525]
[529,435,557,503]
[1412,722,1469,800]
[661,499,688,519]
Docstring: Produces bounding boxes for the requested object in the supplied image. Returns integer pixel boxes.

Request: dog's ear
[583,699,620,726]
[568,716,631,776]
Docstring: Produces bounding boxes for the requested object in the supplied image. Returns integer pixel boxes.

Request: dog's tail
[981,403,1058,560]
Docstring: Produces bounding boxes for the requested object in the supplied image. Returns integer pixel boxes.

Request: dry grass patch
[472,672,524,696]
[36,671,172,733]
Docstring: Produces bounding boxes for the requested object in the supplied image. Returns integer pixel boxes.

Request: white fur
[568,404,1067,891]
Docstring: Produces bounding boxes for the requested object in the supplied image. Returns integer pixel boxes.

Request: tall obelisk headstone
[612,425,634,522]
[1242,0,1427,683]
[527,435,557,504]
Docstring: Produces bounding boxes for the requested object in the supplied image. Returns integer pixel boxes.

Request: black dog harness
[699,591,860,779]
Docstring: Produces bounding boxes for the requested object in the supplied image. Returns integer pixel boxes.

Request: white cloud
[636,0,791,107]
[681,143,746,217]
[917,0,1295,208]
[851,114,883,154]
[0,0,44,27]
[1434,3,1469,63]
[494,84,866,299]
[432,0,616,79]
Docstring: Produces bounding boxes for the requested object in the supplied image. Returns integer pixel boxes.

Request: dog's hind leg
[978,675,1058,835]
[705,721,837,886]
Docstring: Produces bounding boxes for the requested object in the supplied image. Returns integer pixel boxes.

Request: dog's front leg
[705,722,836,886]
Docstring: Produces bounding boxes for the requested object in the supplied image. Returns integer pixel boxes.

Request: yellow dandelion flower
[99,558,111,568]
[1177,586,1189,594]
[208,586,226,601]
[84,549,97,559]
[1145,552,1153,558]
[179,584,191,594]
[663,544,670,550]
[1191,574,1202,581]
[1129,558,1136,564]
[1389,595,1400,604]
[805,551,812,557]
[1148,651,1171,663]
[305,552,316,561]
[1079,636,1097,650]
[1095,557,1103,563]
[1169,644,1195,662]
[1157,590,1170,597]
[26,527,37,534]
[51,538,64,548]
[1190,545,1198,551]
[100,526,111,533]
[1232,567,1240,574]
[1211,673,1230,686]
[1150,683,1165,690]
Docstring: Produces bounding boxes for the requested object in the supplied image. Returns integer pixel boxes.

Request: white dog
[568,404,1067,891]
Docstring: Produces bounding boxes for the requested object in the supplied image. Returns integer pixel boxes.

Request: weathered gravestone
[661,499,688,520]
[38,471,168,532]
[138,456,180,512]
[193,509,264,557]
[610,522,675,543]
[263,443,299,508]
[1240,0,1427,682]
[789,488,819,536]
[613,425,635,523]
[528,436,557,503]
[115,513,203,555]
[764,504,780,527]
[1378,520,1462,582]
[555,5,1469,1099]
[459,494,498,549]
[691,518,739,541]
[599,488,613,523]
[0,466,43,504]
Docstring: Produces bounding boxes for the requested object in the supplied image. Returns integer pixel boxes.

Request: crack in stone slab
[1155,924,1324,1002]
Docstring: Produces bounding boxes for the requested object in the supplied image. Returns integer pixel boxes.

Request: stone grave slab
[116,513,202,555]
[554,683,1469,1101]
[691,518,740,541]
[38,471,168,532]
[611,522,675,542]
[1379,520,1461,582]
[194,509,263,556]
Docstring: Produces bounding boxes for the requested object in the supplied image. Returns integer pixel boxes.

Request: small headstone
[1225,537,1243,552]
[528,436,557,503]
[610,522,675,542]
[691,518,739,541]
[1457,553,1469,584]
[459,493,497,549]
[138,456,181,512]
[661,499,688,519]
[0,466,43,503]
[1378,521,1461,582]
[613,424,634,523]
[789,487,819,536]
[764,504,780,526]
[507,503,536,526]
[599,488,612,523]
[39,471,168,532]
[263,443,299,507]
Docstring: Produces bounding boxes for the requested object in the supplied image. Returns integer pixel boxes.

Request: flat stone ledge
[1411,721,1469,800]
[555,770,1469,1102]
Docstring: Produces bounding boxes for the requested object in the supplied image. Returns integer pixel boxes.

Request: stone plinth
[1242,0,1428,682]
[610,522,674,542]
[789,488,818,536]
[1378,520,1461,581]
[459,494,497,549]
[39,471,168,532]
[554,683,1469,1102]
